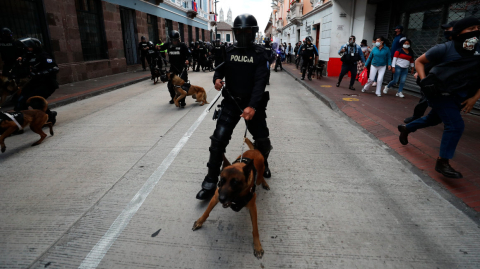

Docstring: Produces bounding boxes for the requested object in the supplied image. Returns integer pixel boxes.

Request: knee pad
[211,125,232,146]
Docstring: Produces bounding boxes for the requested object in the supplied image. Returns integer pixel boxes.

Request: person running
[383,39,415,98]
[362,36,392,96]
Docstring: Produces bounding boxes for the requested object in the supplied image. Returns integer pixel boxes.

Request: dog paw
[262,184,270,191]
[192,221,203,231]
[31,142,40,147]
[1,147,5,153]
[50,131,54,136]
[254,248,264,259]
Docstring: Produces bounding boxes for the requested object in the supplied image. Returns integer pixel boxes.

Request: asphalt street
[1,70,480,269]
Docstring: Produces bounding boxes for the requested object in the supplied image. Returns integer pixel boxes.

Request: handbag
[358,68,368,85]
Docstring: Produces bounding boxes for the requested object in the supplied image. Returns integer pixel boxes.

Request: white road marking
[78,91,221,269]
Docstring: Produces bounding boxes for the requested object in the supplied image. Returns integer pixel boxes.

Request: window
[179,22,184,42]
[226,33,230,42]
[0,0,50,53]
[188,25,193,44]
[165,19,173,39]
[75,0,107,61]
[216,33,221,40]
[147,15,159,44]
[196,27,199,41]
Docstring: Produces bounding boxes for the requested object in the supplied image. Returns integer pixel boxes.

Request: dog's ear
[242,159,254,181]
[222,154,231,170]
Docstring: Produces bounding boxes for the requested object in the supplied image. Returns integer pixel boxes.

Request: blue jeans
[406,96,465,159]
[387,65,408,92]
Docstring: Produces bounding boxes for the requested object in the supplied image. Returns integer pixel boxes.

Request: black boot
[255,138,273,178]
[196,137,227,200]
[47,110,57,126]
[398,125,410,145]
[435,158,463,178]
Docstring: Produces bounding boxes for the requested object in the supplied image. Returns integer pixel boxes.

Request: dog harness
[0,112,23,129]
[229,157,257,212]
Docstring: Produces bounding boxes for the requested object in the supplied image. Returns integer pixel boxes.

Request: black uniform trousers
[167,67,188,105]
[412,94,429,118]
[203,99,269,187]
[196,57,207,71]
[274,57,283,71]
[140,54,149,70]
[301,58,313,78]
[15,80,56,111]
[337,63,358,87]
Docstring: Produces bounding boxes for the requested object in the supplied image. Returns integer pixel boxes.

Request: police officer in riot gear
[188,41,196,70]
[0,28,24,76]
[192,41,199,71]
[300,36,318,80]
[195,40,208,72]
[196,14,273,200]
[15,38,59,125]
[138,36,149,71]
[147,41,162,80]
[262,37,274,85]
[159,30,192,107]
[213,38,224,67]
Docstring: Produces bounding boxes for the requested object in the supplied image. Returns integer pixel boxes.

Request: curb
[48,76,150,110]
[282,67,340,112]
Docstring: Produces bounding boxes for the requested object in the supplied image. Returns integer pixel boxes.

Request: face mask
[375,42,381,47]
[372,42,375,46]
[403,44,410,49]
[456,31,480,50]
[444,31,452,41]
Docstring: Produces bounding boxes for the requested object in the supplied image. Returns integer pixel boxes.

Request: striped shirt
[391,49,415,68]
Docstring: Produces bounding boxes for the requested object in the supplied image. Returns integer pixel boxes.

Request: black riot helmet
[232,14,259,48]
[148,41,154,48]
[306,36,313,44]
[198,40,203,45]
[19,37,42,53]
[141,36,146,41]
[170,30,180,45]
[215,38,221,46]
[190,41,195,47]
[1,28,13,41]
[263,37,270,46]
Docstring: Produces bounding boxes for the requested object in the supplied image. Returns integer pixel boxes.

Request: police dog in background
[192,138,270,259]
[0,75,30,107]
[0,96,54,153]
[166,72,209,107]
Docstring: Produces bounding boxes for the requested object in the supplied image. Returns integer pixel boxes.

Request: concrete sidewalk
[282,63,480,214]
[1,70,151,111]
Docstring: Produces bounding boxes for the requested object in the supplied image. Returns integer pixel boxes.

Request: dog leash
[239,120,249,162]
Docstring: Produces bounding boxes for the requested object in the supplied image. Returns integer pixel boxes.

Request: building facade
[0,0,215,84]
[271,0,480,98]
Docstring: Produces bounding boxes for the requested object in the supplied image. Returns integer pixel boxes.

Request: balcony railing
[289,2,303,25]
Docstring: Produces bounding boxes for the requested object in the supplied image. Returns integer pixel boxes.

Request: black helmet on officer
[169,30,180,45]
[141,36,146,41]
[306,36,313,44]
[232,14,259,48]
[215,38,221,46]
[148,41,154,48]
[190,41,195,47]
[1,27,13,41]
[263,37,270,46]
[19,37,42,54]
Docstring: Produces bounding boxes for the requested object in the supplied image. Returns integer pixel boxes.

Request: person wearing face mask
[370,38,379,87]
[383,39,415,98]
[398,17,480,179]
[298,36,319,80]
[404,20,458,124]
[336,36,365,90]
[362,36,392,96]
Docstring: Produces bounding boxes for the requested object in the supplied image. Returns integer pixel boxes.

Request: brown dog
[167,72,209,107]
[192,138,270,259]
[0,96,53,153]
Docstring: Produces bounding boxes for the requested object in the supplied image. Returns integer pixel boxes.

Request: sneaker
[383,86,390,94]
[361,88,366,93]
[372,82,377,87]
[376,94,382,97]
[396,92,405,98]
[336,83,340,87]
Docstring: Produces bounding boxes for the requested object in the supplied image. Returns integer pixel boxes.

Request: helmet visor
[233,28,256,48]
